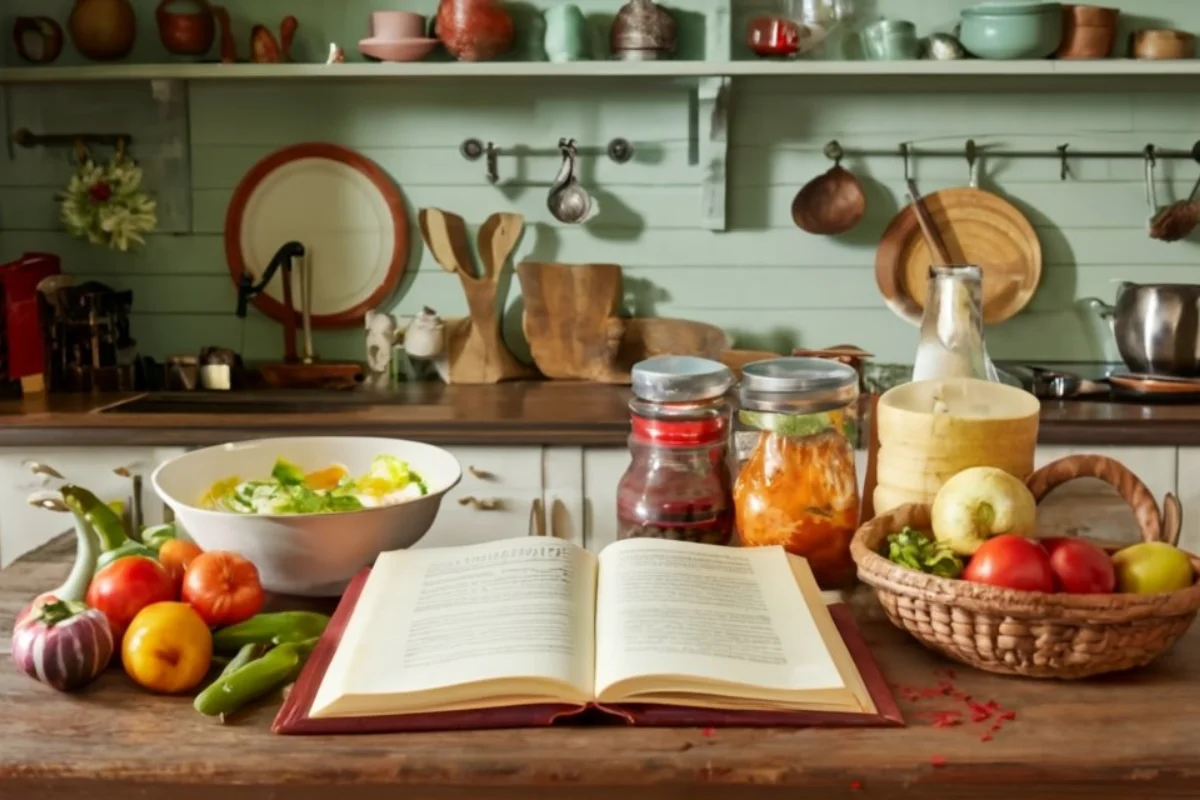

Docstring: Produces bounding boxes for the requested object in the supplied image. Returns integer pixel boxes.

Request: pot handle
[1081,296,1115,319]
[1025,454,1164,544]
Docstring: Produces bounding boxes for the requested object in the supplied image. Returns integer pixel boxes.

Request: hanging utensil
[547,138,598,224]
[904,177,953,265]
[1149,141,1200,242]
[791,140,866,236]
[1144,145,1167,238]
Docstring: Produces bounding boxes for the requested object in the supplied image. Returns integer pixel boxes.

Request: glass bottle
[911,264,1001,383]
[616,356,736,545]
[733,357,861,589]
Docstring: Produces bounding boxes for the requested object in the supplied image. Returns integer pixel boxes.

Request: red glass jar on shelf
[616,356,736,545]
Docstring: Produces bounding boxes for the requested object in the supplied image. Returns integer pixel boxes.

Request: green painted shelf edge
[3,59,1200,82]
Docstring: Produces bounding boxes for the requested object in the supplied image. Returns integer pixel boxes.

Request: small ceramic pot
[1130,28,1196,60]
[370,11,427,40]
[12,17,65,63]
[610,0,676,61]
[861,19,920,60]
[544,4,589,62]
[435,0,514,62]
[1055,4,1118,59]
[959,1,1063,60]
[157,0,214,56]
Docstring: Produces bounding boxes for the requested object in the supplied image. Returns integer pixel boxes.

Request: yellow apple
[931,466,1038,555]
[1111,542,1195,595]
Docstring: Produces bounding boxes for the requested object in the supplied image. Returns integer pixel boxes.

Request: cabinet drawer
[415,489,546,549]
[442,446,544,491]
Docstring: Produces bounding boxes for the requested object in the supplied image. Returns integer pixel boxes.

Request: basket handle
[1024,454,1164,544]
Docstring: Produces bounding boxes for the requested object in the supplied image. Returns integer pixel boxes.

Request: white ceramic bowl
[151,436,462,596]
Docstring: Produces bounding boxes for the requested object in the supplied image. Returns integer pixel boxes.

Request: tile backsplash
[3,0,1200,367]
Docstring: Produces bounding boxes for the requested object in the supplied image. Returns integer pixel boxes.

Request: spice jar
[617,356,735,545]
[733,357,861,589]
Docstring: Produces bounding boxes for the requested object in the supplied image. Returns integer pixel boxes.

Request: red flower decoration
[88,182,113,203]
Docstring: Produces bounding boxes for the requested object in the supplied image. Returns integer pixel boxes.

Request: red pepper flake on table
[897,670,1019,742]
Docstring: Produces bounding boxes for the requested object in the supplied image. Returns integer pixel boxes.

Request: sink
[96,390,429,415]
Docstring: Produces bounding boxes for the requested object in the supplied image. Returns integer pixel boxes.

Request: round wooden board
[875,187,1042,326]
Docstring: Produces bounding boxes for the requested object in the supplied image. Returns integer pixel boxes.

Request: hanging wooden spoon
[905,177,953,265]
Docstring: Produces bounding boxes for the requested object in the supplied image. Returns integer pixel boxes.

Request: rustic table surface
[2,535,1199,800]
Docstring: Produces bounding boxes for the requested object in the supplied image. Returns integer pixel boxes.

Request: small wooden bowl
[1130,28,1197,60]
[1055,4,1118,59]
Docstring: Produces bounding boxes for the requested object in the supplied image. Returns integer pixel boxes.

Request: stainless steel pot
[1084,282,1200,377]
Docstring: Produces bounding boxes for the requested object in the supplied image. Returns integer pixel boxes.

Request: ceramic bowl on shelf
[959,0,1064,59]
[151,436,462,596]
[359,37,440,62]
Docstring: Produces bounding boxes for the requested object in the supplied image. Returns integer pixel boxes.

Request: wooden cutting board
[517,261,626,382]
[875,187,1042,325]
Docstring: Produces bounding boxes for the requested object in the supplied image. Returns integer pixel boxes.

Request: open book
[274,537,902,734]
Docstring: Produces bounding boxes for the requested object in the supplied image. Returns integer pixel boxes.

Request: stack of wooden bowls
[873,377,1041,515]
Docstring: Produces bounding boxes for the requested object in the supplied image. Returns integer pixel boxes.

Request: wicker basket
[850,454,1200,679]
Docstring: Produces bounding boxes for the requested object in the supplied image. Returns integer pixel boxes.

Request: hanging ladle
[1149,140,1200,243]
[547,138,598,225]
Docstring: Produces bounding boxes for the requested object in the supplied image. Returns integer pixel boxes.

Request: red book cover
[273,568,905,735]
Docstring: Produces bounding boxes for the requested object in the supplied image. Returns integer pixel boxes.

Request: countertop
[3,534,1199,800]
[1,382,1199,448]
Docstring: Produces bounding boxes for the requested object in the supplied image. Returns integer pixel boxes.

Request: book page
[310,537,597,718]
[593,539,847,702]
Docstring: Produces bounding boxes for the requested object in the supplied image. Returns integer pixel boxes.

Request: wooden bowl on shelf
[1130,28,1197,60]
[1055,4,1119,59]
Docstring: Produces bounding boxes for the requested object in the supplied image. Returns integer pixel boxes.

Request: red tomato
[1041,536,1117,594]
[963,535,1056,593]
[182,551,265,628]
[85,556,177,641]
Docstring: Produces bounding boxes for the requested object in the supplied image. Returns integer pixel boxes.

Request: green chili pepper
[211,611,330,653]
[61,486,157,573]
[219,642,266,679]
[141,523,178,553]
[193,639,316,718]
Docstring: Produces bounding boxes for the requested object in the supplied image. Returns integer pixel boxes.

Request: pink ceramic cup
[370,11,426,40]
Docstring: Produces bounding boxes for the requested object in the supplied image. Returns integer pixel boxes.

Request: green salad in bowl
[201,454,428,516]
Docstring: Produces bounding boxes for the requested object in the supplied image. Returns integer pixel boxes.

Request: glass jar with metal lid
[616,356,736,545]
[732,357,861,589]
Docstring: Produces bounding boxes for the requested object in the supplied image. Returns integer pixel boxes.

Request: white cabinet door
[582,447,629,553]
[414,445,548,550]
[1032,446,1177,545]
[0,446,187,568]
[1177,448,1200,553]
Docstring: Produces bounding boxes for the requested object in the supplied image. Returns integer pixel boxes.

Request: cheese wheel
[873,377,1040,516]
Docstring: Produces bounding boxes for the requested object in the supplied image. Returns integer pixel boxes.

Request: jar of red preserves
[617,356,735,545]
[733,358,861,589]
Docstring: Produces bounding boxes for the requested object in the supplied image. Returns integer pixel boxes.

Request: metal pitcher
[1084,282,1200,377]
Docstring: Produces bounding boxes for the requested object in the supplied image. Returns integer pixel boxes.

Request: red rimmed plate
[224,143,410,328]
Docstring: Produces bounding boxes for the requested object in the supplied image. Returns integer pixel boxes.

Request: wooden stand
[417,208,537,384]
[517,261,626,382]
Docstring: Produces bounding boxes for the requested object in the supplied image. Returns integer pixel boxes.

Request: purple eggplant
[11,599,114,692]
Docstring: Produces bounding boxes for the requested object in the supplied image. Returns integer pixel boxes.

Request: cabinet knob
[467,465,496,480]
[458,495,502,511]
[529,498,547,536]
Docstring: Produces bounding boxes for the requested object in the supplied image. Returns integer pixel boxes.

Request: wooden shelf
[4,59,1200,83]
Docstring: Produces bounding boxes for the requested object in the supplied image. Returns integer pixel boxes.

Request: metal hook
[1057,143,1071,181]
[965,139,978,187]
[824,140,845,166]
[1145,143,1157,166]
[900,142,912,182]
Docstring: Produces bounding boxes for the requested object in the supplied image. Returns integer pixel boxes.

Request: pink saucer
[359,37,439,63]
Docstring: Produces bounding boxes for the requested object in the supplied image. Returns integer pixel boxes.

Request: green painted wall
[3,0,1200,367]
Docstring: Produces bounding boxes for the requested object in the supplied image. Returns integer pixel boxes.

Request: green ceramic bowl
[959,1,1063,59]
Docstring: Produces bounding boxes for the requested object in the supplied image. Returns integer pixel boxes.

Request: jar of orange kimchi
[733,358,861,589]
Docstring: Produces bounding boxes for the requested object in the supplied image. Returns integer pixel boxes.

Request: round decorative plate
[224,143,409,328]
[875,187,1042,327]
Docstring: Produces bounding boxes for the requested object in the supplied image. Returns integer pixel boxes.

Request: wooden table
[3,536,1199,800]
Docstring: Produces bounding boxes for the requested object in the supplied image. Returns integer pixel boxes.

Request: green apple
[931,466,1038,556]
[1111,542,1195,594]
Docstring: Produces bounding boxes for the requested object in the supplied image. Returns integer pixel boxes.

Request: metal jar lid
[738,357,859,415]
[630,356,734,403]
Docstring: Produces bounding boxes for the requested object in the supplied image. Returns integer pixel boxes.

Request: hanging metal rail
[822,138,1200,181]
